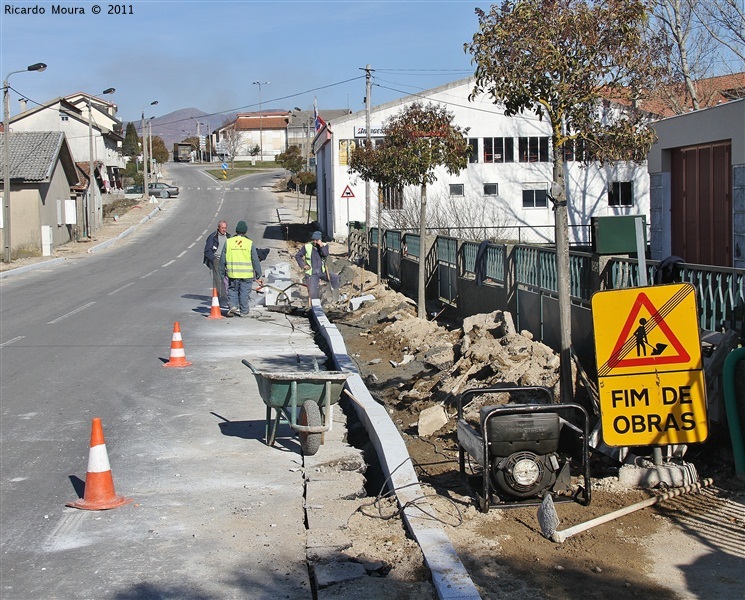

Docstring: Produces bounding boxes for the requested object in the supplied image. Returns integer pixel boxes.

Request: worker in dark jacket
[203,220,230,308]
[295,230,339,305]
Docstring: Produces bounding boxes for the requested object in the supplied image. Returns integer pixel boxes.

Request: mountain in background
[126,108,237,150]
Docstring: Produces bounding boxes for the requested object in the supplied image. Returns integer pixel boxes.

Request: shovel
[645,340,668,356]
[537,478,712,543]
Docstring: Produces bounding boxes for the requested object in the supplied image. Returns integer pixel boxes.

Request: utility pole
[141,100,157,200]
[362,64,377,281]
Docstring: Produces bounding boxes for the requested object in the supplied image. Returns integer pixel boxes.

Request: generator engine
[456,385,591,512]
[484,410,569,499]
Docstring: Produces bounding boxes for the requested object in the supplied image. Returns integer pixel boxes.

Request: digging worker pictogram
[295,230,339,306]
[221,220,263,317]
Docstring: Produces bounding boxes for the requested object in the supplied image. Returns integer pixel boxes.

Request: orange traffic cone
[207,287,223,319]
[66,418,133,511]
[163,321,192,367]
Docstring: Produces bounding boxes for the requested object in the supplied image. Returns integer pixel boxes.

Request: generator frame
[457,385,592,512]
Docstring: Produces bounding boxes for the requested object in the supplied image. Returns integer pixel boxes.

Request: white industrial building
[313,77,650,243]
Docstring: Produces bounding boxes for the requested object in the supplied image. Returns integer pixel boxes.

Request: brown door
[670,141,732,266]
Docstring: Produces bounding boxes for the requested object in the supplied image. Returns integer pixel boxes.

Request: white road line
[162,260,175,267]
[0,336,25,348]
[140,270,159,279]
[177,250,187,258]
[107,282,135,296]
[188,242,196,249]
[47,302,95,324]
[202,229,209,235]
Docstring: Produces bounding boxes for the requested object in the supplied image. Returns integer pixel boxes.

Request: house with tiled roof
[0,131,81,258]
[8,96,127,236]
[641,72,745,117]
[214,109,350,162]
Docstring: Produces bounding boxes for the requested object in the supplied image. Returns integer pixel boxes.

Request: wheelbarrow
[242,360,350,455]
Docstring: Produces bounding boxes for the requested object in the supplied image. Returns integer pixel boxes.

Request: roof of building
[234,113,290,131]
[638,72,745,117]
[0,131,79,184]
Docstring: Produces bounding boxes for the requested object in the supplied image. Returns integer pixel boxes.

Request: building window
[608,181,634,206]
[380,186,403,211]
[522,188,548,208]
[518,136,549,162]
[60,113,69,122]
[483,137,514,163]
[468,138,478,163]
[449,184,464,197]
[484,183,498,196]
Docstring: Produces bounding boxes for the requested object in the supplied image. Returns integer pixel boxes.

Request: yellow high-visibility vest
[302,243,327,276]
[225,236,254,279]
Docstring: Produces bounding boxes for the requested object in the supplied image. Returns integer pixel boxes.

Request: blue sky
[2,1,480,127]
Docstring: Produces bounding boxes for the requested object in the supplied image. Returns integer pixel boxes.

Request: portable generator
[457,385,591,512]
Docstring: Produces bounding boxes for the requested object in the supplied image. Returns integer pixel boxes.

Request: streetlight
[87,87,115,239]
[3,62,46,263]
[253,81,269,161]
[148,117,155,179]
[141,100,157,199]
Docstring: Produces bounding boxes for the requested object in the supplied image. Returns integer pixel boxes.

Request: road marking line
[140,270,159,279]
[107,282,135,296]
[162,260,175,267]
[0,336,25,348]
[177,250,187,258]
[188,242,196,249]
[48,302,95,324]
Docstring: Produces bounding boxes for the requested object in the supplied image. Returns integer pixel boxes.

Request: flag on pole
[313,97,325,131]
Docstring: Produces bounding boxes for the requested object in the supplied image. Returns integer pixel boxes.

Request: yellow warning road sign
[591,283,707,447]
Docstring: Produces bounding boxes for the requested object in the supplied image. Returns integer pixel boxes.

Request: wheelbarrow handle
[242,359,258,374]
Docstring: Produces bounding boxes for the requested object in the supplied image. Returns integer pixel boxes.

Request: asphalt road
[0,165,329,598]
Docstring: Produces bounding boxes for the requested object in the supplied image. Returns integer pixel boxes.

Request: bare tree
[220,125,242,168]
[651,0,723,112]
[692,0,745,64]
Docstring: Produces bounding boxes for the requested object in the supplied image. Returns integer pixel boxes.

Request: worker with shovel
[634,317,667,357]
[295,231,340,306]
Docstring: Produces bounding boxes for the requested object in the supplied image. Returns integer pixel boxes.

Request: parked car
[148,182,179,198]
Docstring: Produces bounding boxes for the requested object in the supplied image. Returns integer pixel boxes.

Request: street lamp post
[141,100,157,199]
[3,62,46,263]
[87,87,115,239]
[253,81,269,161]
[148,118,155,179]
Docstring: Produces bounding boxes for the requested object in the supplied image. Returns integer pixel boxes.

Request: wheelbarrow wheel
[299,400,322,456]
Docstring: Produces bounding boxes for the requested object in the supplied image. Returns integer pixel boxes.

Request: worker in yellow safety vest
[221,220,263,317]
[295,230,339,306]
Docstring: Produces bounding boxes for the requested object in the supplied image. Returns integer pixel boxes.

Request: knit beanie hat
[236,221,248,233]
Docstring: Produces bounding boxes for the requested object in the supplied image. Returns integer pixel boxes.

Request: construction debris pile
[332,281,581,434]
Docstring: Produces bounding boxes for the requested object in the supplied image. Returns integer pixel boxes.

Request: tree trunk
[417,183,427,319]
[554,156,573,402]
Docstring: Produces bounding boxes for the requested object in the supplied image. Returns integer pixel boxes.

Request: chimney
[18,98,27,112]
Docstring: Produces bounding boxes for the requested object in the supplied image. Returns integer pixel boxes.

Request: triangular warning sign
[341,185,355,198]
[606,291,690,371]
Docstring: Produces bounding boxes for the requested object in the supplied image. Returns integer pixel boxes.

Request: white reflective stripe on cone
[86,444,111,473]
